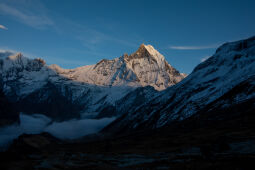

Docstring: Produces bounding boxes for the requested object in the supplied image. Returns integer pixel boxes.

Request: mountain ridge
[48,44,186,90]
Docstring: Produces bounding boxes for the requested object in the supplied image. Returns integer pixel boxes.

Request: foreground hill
[1,89,254,169]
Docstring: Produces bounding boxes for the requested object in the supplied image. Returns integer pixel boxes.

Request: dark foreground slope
[1,91,255,169]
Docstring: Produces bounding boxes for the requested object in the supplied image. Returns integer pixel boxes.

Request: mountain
[49,44,186,90]
[102,36,255,134]
[0,44,185,123]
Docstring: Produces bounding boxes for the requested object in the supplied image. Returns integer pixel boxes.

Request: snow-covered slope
[103,36,255,134]
[49,44,186,90]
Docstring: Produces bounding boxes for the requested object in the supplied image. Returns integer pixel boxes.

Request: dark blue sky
[1,0,255,73]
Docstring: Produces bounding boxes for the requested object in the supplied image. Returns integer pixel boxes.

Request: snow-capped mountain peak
[124,44,165,64]
[144,44,165,62]
[122,44,186,90]
[50,44,186,90]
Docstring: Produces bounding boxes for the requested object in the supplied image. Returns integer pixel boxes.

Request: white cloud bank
[0,113,115,150]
